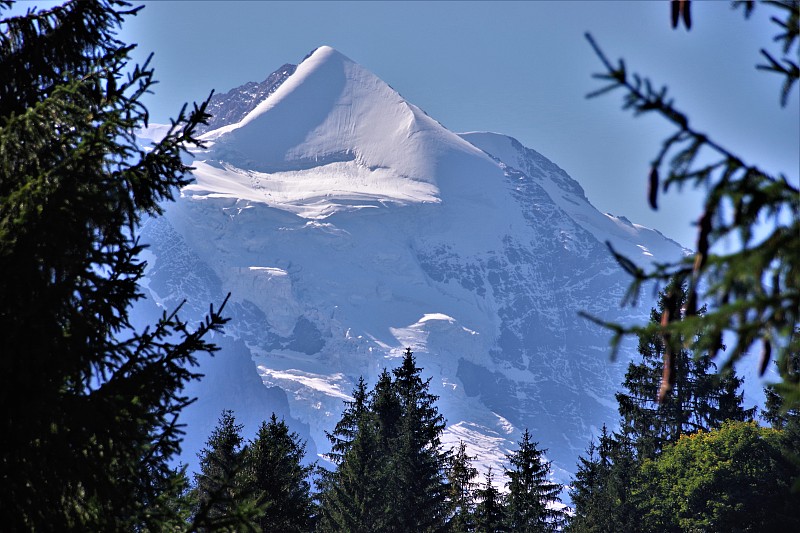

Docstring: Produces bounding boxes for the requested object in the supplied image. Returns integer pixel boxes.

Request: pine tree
[616,279,754,459]
[567,429,608,533]
[318,378,388,532]
[244,414,315,532]
[474,467,505,533]
[447,441,479,532]
[567,426,635,533]
[325,376,371,464]
[193,410,258,532]
[503,429,565,533]
[763,346,800,489]
[763,347,800,432]
[0,1,228,529]
[391,347,451,532]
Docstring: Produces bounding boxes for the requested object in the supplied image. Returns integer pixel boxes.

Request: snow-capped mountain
[137,46,687,481]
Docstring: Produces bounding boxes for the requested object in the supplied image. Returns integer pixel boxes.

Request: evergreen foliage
[474,468,505,533]
[503,429,565,533]
[325,376,371,464]
[570,285,790,531]
[192,410,259,532]
[582,0,799,406]
[317,376,389,532]
[390,347,451,532]
[316,411,385,532]
[616,279,754,459]
[317,349,450,532]
[566,426,620,533]
[763,346,800,488]
[244,414,315,532]
[0,1,228,529]
[598,430,640,532]
[447,441,479,532]
[371,368,403,461]
[763,347,800,431]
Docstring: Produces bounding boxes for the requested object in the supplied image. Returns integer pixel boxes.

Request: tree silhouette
[0,1,230,529]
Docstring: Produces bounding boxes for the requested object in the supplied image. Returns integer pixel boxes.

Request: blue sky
[8,1,799,247]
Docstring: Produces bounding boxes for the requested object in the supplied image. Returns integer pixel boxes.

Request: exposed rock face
[196,63,296,134]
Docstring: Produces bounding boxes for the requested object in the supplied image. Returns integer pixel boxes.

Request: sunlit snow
[137,45,689,484]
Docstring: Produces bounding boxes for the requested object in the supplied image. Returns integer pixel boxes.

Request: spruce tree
[616,279,754,459]
[474,467,505,533]
[325,376,371,464]
[318,378,388,532]
[763,347,800,488]
[604,430,641,533]
[447,441,479,532]
[193,410,258,532]
[503,429,565,533]
[321,352,450,532]
[566,426,634,533]
[763,347,800,432]
[0,1,228,530]
[391,347,451,532]
[371,368,403,455]
[567,430,607,533]
[244,414,315,532]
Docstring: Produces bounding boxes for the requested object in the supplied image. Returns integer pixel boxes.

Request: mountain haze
[137,46,687,480]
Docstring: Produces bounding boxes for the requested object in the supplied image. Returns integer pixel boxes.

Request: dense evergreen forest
[188,302,800,532]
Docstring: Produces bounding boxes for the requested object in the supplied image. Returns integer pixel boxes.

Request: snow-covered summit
[189,46,499,219]
[138,46,687,482]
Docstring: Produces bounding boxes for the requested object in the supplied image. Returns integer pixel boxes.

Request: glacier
[136,45,688,483]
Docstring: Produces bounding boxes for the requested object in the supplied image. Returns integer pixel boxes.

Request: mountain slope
[137,45,686,480]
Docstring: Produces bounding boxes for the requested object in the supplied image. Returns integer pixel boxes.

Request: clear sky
[8,1,800,247]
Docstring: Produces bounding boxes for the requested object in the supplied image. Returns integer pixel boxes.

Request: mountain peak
[190,45,494,218]
[139,46,691,484]
[302,44,347,63]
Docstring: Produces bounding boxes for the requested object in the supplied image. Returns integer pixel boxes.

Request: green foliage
[244,414,315,532]
[570,280,758,531]
[317,376,390,532]
[474,468,506,533]
[636,421,800,532]
[763,345,800,430]
[192,410,260,532]
[0,0,229,530]
[317,411,386,532]
[447,441,479,532]
[763,346,800,488]
[566,426,628,533]
[318,378,386,531]
[616,280,754,459]
[583,0,800,405]
[503,429,565,533]
[317,349,450,532]
[390,347,451,532]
